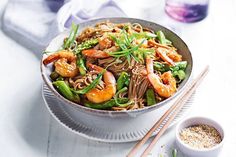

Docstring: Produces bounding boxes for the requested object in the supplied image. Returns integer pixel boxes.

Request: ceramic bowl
[41,17,193,118]
[176,117,225,157]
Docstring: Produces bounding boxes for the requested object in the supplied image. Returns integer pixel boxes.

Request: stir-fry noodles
[43,21,188,111]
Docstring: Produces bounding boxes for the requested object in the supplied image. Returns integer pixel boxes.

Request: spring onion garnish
[71,70,105,94]
[114,87,133,107]
[63,22,79,49]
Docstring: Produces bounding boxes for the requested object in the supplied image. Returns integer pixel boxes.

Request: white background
[0,0,236,156]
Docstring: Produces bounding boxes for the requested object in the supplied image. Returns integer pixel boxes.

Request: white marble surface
[0,0,236,157]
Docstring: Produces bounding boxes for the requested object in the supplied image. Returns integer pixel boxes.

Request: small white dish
[176,117,224,157]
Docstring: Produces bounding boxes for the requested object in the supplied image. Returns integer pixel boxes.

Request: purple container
[165,0,209,23]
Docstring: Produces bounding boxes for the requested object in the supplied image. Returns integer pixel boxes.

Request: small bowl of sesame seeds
[175,117,224,157]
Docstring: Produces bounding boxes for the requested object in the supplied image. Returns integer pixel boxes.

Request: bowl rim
[175,116,225,152]
[41,17,193,115]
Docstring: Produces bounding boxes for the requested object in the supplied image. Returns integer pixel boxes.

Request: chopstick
[127,66,209,157]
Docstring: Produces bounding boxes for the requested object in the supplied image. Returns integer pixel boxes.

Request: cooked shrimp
[148,40,171,49]
[146,56,176,98]
[99,37,113,50]
[156,47,176,66]
[85,63,116,103]
[82,49,110,58]
[166,49,182,62]
[43,50,78,77]
[148,40,182,63]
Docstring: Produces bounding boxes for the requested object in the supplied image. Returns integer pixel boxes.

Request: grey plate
[41,17,193,117]
[42,84,195,143]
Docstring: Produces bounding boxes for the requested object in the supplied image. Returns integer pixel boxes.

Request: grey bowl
[41,17,193,118]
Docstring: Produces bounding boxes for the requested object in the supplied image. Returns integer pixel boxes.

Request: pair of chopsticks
[127,66,209,157]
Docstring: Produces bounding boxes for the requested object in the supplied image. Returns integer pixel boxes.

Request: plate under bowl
[43,84,195,142]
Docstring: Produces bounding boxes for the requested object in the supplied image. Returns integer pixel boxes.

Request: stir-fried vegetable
[50,71,60,81]
[53,81,80,102]
[108,27,154,64]
[84,98,129,110]
[76,55,87,75]
[71,70,105,94]
[132,32,157,39]
[156,30,172,45]
[146,88,157,106]
[117,72,130,90]
[63,22,79,49]
[154,61,187,80]
[75,38,99,54]
[114,87,134,107]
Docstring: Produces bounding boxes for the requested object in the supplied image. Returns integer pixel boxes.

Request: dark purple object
[165,2,209,22]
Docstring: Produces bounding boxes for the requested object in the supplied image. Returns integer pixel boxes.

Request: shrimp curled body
[82,49,110,58]
[146,56,176,98]
[43,50,78,77]
[86,64,116,103]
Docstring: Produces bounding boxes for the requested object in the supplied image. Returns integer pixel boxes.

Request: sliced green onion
[63,22,79,49]
[71,70,105,94]
[114,87,133,107]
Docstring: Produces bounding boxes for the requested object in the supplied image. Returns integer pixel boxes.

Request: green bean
[50,71,60,81]
[75,38,99,54]
[76,55,87,75]
[117,72,130,90]
[173,70,186,80]
[71,70,105,94]
[170,61,187,71]
[132,32,157,39]
[63,22,79,49]
[153,61,170,72]
[84,98,129,110]
[154,61,187,74]
[156,30,172,45]
[146,88,157,106]
[53,81,75,101]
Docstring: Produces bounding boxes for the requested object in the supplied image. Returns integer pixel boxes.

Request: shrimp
[146,56,177,98]
[148,40,171,49]
[82,49,110,58]
[43,50,78,77]
[99,37,113,50]
[156,47,176,66]
[166,49,182,62]
[148,40,182,63]
[85,63,116,103]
